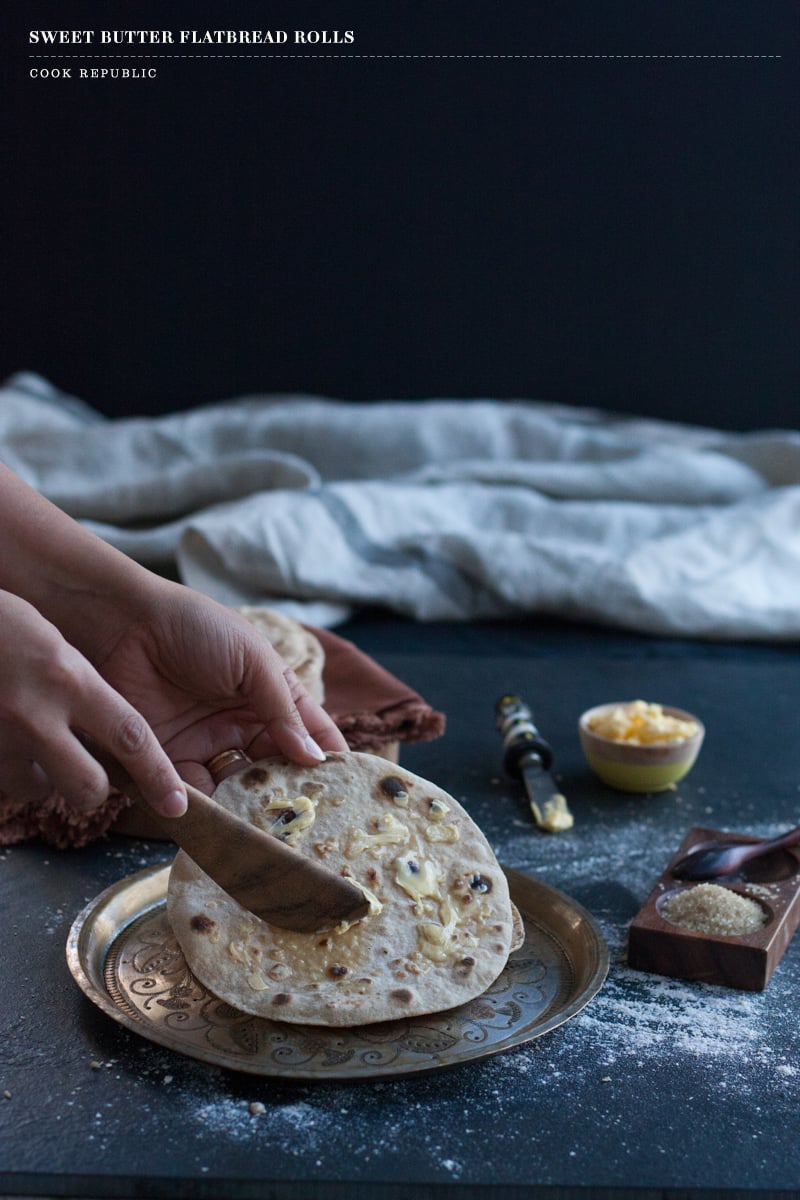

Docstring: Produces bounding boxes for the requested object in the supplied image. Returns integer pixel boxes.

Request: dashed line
[27,53,784,60]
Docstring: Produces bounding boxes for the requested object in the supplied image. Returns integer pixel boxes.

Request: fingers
[71,695,188,818]
[232,614,348,764]
[175,759,217,797]
[0,757,51,808]
[174,751,256,798]
[149,594,348,775]
[2,686,187,820]
[0,726,115,816]
[293,688,349,754]
[39,734,112,812]
[245,664,348,765]
[0,592,187,819]
[7,716,187,820]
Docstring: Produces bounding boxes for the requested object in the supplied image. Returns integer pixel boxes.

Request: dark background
[3,1,797,427]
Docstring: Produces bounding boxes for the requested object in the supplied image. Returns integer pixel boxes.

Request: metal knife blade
[495,694,574,831]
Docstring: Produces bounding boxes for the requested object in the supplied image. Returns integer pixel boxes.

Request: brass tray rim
[66,861,609,1080]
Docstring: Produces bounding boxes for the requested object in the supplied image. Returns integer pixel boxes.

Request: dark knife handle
[495,693,554,777]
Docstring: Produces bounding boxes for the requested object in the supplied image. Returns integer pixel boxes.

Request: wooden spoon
[87,740,370,933]
[671,826,800,881]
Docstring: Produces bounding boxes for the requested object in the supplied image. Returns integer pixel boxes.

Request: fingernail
[160,788,188,818]
[303,736,327,763]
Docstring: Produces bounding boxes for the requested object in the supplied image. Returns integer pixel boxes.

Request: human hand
[91,579,348,797]
[0,466,347,821]
[0,590,187,818]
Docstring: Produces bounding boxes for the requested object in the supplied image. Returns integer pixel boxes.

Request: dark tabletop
[2,614,799,1200]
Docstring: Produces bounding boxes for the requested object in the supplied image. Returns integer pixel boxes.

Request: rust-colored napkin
[0,786,131,851]
[313,627,445,752]
[0,632,445,848]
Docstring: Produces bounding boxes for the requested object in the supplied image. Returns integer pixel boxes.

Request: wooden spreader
[90,743,370,934]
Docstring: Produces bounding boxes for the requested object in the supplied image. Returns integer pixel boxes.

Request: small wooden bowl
[578,702,704,793]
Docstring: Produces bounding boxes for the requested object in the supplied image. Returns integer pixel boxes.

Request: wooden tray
[628,825,800,990]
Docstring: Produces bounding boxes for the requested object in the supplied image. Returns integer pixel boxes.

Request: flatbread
[167,751,518,1026]
[237,606,325,703]
[509,902,525,953]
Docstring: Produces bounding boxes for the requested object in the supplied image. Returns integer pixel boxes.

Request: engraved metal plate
[67,864,608,1079]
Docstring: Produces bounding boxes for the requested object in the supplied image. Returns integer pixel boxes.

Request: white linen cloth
[2,371,799,639]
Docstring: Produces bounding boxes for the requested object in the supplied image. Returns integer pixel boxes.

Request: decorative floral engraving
[106,902,571,1078]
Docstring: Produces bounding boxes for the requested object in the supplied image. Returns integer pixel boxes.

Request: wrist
[43,560,178,666]
[0,462,175,663]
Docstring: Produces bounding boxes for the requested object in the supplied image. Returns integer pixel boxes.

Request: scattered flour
[481,781,800,1092]
[577,955,766,1058]
[196,1098,318,1141]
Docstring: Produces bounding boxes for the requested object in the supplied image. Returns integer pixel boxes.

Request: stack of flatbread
[168,751,522,1026]
[237,606,326,703]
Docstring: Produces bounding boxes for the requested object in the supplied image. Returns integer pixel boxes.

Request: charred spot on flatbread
[378,775,410,803]
[190,914,215,934]
[242,767,270,789]
[390,988,414,1003]
[469,873,493,893]
[268,963,292,981]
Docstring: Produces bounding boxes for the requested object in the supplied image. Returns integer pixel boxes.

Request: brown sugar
[661,884,766,937]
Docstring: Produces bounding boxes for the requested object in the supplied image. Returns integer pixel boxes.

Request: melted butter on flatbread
[334,877,383,935]
[226,940,250,965]
[424,822,459,843]
[426,797,450,821]
[254,793,317,845]
[246,972,270,991]
[419,795,460,843]
[418,894,479,963]
[395,854,441,901]
[345,812,409,857]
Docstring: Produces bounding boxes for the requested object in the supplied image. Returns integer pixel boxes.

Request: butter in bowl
[578,699,704,793]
